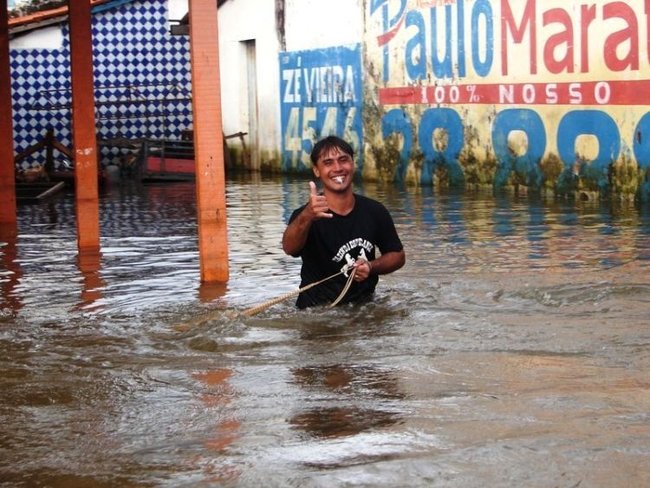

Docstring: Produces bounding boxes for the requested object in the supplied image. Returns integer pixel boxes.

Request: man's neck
[325,189,355,216]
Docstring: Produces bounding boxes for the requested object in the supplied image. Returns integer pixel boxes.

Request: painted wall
[363,0,650,198]
[278,0,365,173]
[279,44,364,172]
[215,0,366,171]
[271,0,650,199]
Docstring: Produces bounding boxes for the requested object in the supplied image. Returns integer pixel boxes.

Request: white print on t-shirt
[358,248,368,262]
[332,238,373,263]
[334,241,373,275]
[340,253,356,276]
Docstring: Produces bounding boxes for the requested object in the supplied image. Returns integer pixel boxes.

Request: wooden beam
[0,0,17,226]
[189,0,229,282]
[68,0,100,252]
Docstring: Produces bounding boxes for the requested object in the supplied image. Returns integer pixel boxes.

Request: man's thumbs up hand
[307,181,332,220]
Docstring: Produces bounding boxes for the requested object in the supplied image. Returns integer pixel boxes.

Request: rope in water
[174,267,358,331]
[328,267,357,308]
[241,266,357,317]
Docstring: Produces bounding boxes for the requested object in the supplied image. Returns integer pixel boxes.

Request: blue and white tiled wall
[10,0,192,169]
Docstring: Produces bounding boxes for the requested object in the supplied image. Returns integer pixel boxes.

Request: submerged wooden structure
[16,181,65,204]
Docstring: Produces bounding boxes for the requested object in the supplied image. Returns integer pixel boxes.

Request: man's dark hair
[310,136,354,165]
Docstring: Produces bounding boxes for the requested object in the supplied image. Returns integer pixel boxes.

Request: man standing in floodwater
[282,136,406,309]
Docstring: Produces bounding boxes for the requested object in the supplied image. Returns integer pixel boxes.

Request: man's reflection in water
[289,364,404,439]
[192,369,241,483]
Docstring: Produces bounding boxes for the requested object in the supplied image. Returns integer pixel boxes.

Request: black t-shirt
[288,194,403,309]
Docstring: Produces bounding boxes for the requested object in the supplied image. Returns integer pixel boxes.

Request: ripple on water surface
[2,178,649,486]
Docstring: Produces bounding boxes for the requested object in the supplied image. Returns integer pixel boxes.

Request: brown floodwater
[1,174,649,487]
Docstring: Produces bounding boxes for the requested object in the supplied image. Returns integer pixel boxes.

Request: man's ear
[312,166,320,178]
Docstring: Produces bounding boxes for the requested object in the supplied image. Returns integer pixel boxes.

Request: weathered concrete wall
[229,0,650,199]
[278,0,365,172]
[217,0,282,171]
[361,0,650,199]
[217,0,365,172]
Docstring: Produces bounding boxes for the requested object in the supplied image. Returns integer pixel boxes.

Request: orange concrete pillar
[189,0,229,282]
[0,0,17,227]
[68,0,100,252]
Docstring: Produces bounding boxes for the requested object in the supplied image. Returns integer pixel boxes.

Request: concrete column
[189,0,229,282]
[68,0,100,252]
[0,0,17,227]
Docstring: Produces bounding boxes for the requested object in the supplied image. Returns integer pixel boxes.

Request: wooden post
[189,0,229,282]
[0,0,17,227]
[68,0,100,252]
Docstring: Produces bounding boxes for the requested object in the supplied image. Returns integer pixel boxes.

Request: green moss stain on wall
[611,154,642,198]
[540,153,564,191]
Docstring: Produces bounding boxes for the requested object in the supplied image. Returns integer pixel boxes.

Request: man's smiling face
[313,147,355,194]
